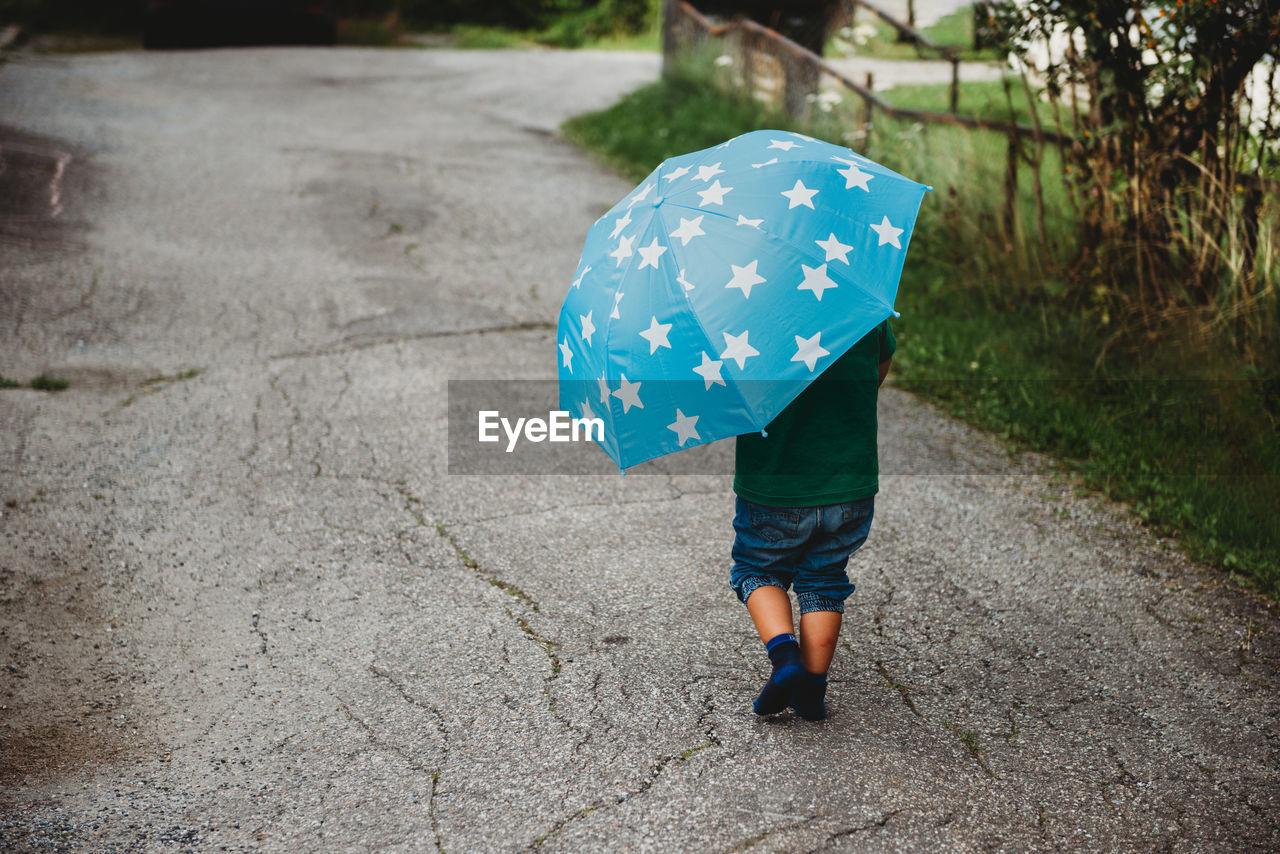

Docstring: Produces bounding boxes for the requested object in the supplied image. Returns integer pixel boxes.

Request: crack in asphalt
[724,815,819,853]
[800,808,906,853]
[535,680,725,847]
[364,663,448,852]
[267,320,557,362]
[872,658,921,718]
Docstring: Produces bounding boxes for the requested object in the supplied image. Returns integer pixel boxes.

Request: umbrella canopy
[557,129,929,472]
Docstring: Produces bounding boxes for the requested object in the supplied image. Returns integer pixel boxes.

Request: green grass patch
[415,20,657,51]
[879,77,1067,128]
[0,375,21,389]
[29,374,69,391]
[563,67,801,183]
[445,24,537,49]
[560,66,1280,597]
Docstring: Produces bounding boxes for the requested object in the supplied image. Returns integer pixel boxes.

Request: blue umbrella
[557,129,929,472]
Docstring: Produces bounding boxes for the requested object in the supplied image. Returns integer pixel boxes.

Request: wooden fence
[660,0,1073,242]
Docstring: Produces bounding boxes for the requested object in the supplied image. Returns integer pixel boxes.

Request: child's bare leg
[744,585,805,715]
[745,585,793,643]
[798,610,842,673]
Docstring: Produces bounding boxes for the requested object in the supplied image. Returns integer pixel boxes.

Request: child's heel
[791,671,829,721]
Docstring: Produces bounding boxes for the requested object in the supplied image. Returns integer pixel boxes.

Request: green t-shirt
[733,320,895,507]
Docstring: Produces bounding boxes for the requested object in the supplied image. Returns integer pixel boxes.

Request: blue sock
[753,633,805,715]
[791,670,829,721]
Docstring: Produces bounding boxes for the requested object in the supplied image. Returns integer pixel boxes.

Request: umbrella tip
[892,311,901,318]
[760,429,768,438]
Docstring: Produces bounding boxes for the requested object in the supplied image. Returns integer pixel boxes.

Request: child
[730,319,894,720]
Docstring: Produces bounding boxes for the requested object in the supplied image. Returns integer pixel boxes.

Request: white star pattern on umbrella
[667,409,700,446]
[663,165,690,182]
[768,139,798,151]
[697,180,733,207]
[610,211,631,239]
[571,265,591,288]
[725,260,766,299]
[833,157,874,191]
[791,332,830,371]
[597,374,610,404]
[637,237,668,269]
[736,214,763,229]
[870,216,904,248]
[580,399,595,423]
[720,330,760,370]
[694,162,724,182]
[815,233,853,263]
[677,268,694,291]
[611,234,635,266]
[639,316,673,354]
[797,263,838,300]
[752,158,778,168]
[580,310,595,344]
[781,179,819,209]
[626,183,654,208]
[612,375,643,412]
[669,216,706,246]
[560,337,574,372]
[610,288,623,320]
[693,352,725,389]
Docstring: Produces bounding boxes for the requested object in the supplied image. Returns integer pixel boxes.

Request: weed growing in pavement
[29,374,69,391]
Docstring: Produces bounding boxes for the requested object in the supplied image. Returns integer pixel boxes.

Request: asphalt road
[2,47,1278,853]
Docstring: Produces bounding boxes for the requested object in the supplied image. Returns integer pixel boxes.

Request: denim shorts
[730,495,875,614]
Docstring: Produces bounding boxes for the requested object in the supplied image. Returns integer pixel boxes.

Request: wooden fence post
[949,58,960,114]
[782,50,814,119]
[661,0,679,78]
[859,71,875,151]
[1005,128,1019,243]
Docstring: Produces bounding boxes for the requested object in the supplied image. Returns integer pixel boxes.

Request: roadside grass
[563,67,801,183]
[407,23,657,51]
[876,77,1068,128]
[560,68,1280,597]
[444,25,538,49]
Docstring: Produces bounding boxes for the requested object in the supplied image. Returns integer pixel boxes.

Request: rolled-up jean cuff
[737,577,785,606]
[798,591,846,614]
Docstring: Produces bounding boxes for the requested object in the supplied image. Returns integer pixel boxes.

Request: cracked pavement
[2,46,1278,852]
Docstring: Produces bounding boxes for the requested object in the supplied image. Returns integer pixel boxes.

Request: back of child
[730,318,895,720]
